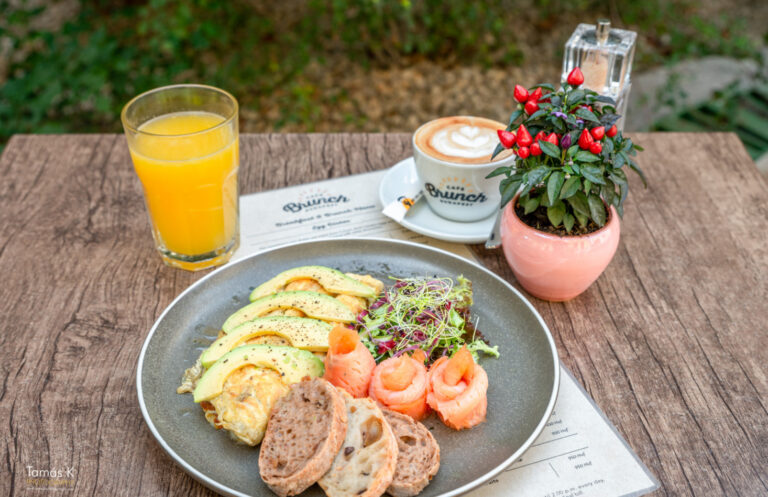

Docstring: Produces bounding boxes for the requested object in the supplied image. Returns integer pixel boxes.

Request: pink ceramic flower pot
[500,196,620,302]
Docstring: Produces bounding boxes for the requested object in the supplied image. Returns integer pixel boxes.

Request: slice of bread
[259,378,348,497]
[318,393,398,497]
[382,409,441,497]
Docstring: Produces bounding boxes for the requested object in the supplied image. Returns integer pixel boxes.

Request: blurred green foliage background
[1,0,765,152]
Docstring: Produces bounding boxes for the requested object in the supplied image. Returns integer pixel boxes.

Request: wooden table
[1,133,766,496]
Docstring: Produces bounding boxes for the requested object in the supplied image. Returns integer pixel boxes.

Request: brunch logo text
[424,183,488,205]
[283,194,349,213]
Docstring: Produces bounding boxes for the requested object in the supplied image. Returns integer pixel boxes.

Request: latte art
[431,125,498,159]
[413,116,508,164]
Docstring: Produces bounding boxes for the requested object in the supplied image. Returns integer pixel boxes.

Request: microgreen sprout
[358,275,499,364]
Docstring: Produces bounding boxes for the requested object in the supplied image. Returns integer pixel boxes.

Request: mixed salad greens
[358,275,499,364]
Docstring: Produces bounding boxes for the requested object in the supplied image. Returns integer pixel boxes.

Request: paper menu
[234,169,658,497]
[233,169,476,262]
[469,368,658,497]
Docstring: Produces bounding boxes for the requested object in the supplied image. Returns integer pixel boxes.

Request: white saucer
[378,157,498,244]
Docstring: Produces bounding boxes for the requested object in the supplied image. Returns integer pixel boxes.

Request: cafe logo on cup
[424,177,487,206]
[283,187,349,213]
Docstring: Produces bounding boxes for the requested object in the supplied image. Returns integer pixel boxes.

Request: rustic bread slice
[259,378,348,497]
[318,393,398,497]
[382,409,441,497]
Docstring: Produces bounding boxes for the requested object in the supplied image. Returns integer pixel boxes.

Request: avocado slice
[193,344,324,402]
[249,265,376,301]
[201,316,331,368]
[222,291,356,333]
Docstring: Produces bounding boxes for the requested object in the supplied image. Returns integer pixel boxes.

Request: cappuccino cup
[412,116,515,222]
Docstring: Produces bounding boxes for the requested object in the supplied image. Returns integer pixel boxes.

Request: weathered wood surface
[1,132,766,496]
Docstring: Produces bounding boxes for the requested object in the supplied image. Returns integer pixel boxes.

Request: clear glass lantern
[563,20,637,129]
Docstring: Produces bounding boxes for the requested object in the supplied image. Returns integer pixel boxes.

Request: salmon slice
[427,346,488,430]
[324,325,376,398]
[369,354,429,421]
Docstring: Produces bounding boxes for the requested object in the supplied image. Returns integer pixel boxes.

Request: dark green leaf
[567,145,580,158]
[567,192,590,217]
[634,144,645,151]
[500,179,522,207]
[547,171,565,205]
[547,201,566,227]
[602,138,614,155]
[583,179,592,194]
[574,210,588,228]
[507,109,522,128]
[563,212,575,233]
[575,107,600,123]
[614,151,627,168]
[608,169,627,185]
[595,95,617,105]
[490,142,506,161]
[525,109,548,122]
[588,194,606,227]
[600,113,621,127]
[574,150,600,163]
[601,179,615,206]
[539,140,561,159]
[550,95,562,107]
[563,165,574,174]
[559,176,581,199]
[580,165,606,185]
[486,165,510,178]
[523,195,540,214]
[533,83,555,91]
[629,161,647,187]
[568,89,585,105]
[526,166,550,186]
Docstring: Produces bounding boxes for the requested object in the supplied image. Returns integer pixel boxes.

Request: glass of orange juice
[121,84,239,271]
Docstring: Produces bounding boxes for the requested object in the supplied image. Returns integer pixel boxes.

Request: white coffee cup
[412,116,515,222]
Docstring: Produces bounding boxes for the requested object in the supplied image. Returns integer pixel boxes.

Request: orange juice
[130,111,238,258]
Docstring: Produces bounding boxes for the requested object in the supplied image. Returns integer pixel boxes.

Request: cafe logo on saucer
[424,177,487,206]
[283,187,349,213]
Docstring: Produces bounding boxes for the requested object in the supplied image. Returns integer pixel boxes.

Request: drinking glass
[121,84,239,271]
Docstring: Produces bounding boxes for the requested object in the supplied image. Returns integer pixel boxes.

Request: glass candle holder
[122,85,240,271]
[563,20,637,129]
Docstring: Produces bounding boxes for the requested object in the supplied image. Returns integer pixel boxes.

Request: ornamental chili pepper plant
[488,67,646,234]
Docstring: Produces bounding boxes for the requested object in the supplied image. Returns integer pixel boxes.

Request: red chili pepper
[514,85,529,104]
[546,133,558,146]
[530,142,542,156]
[590,126,605,140]
[497,129,516,149]
[567,67,584,86]
[606,125,618,138]
[589,142,603,154]
[528,87,543,103]
[524,101,539,115]
[517,124,533,147]
[535,131,548,142]
[578,129,594,149]
[517,146,530,159]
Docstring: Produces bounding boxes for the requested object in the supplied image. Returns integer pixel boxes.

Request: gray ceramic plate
[137,238,559,497]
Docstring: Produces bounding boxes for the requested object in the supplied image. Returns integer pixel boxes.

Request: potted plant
[487,67,646,301]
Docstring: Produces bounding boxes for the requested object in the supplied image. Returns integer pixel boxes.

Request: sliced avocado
[201,316,331,367]
[249,265,376,301]
[222,291,356,333]
[193,344,324,402]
